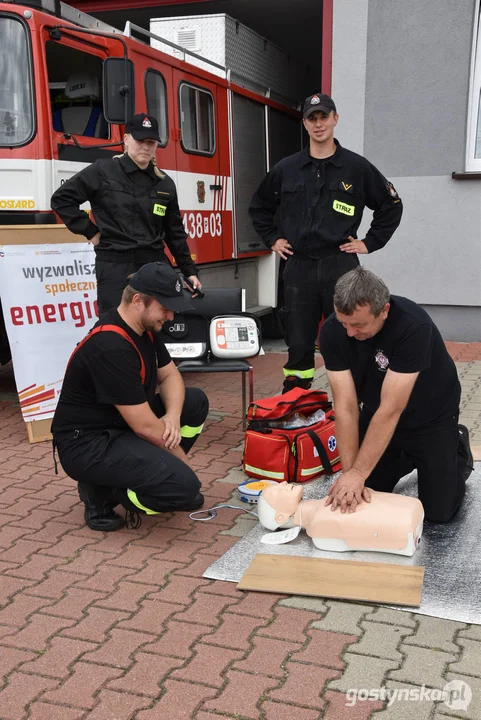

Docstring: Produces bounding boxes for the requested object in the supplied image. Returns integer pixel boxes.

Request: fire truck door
[172,69,224,264]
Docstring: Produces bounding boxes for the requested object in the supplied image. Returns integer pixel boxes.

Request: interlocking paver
[80,628,154,667]
[0,575,35,605]
[142,619,213,658]
[435,672,481,719]
[0,647,37,687]
[447,637,481,677]
[60,606,130,643]
[42,661,123,708]
[107,652,184,696]
[0,672,59,720]
[328,654,400,693]
[93,580,159,612]
[136,679,217,719]
[403,615,466,653]
[229,591,284,618]
[363,607,417,628]
[18,636,96,678]
[279,596,329,613]
[147,574,210,604]
[53,548,114,575]
[351,621,414,660]
[323,689,385,719]
[203,670,279,718]
[81,688,152,719]
[24,569,85,598]
[27,703,85,720]
[40,588,105,619]
[459,626,481,641]
[202,612,268,650]
[73,563,135,592]
[261,701,321,720]
[389,645,457,689]
[311,600,369,636]
[0,593,54,627]
[291,629,359,668]
[116,599,179,634]
[268,662,340,710]
[259,606,320,643]
[171,643,243,687]
[171,591,238,625]
[122,558,182,585]
[234,636,302,678]
[0,613,75,652]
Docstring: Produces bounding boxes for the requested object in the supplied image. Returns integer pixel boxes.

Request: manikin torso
[258,483,424,557]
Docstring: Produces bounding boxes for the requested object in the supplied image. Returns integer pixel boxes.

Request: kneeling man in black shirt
[52,262,208,531]
[320,267,473,522]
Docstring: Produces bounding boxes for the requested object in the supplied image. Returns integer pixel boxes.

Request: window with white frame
[145,70,168,147]
[179,83,215,155]
[467,2,481,170]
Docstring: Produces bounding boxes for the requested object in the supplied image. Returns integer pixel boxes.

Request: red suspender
[66,324,154,384]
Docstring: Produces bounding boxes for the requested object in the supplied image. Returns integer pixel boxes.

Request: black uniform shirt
[249,141,403,257]
[52,309,171,433]
[320,296,460,429]
[50,154,198,277]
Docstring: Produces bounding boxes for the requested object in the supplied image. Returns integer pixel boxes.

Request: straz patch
[333,199,355,216]
[375,350,389,372]
[153,203,167,216]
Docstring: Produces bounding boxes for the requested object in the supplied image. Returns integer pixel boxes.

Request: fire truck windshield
[0,16,34,147]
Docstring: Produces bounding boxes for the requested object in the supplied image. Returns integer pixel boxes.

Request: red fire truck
[0,0,302,360]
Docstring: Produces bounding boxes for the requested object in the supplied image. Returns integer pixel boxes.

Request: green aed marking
[333,199,355,216]
[153,203,167,216]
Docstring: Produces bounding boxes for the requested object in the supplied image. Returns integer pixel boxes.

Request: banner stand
[0,226,96,444]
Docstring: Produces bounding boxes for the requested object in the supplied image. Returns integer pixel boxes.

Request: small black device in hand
[183,276,204,298]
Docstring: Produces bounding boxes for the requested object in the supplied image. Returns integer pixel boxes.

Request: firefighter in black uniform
[52,262,208,532]
[249,93,403,393]
[51,113,201,315]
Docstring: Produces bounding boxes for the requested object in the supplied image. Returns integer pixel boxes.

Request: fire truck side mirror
[103,57,136,125]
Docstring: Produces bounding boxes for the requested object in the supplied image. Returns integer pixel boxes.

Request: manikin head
[257,482,303,530]
[333,267,391,341]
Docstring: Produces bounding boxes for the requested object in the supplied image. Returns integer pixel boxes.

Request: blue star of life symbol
[328,435,336,452]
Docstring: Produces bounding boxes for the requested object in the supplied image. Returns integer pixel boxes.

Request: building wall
[332,0,481,340]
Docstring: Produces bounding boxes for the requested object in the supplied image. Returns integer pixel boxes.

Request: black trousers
[54,387,208,513]
[283,253,359,374]
[360,409,466,523]
[95,258,150,317]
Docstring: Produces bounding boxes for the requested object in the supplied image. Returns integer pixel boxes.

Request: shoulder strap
[306,429,334,475]
[66,324,147,384]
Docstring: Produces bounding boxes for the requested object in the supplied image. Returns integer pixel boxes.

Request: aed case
[210,316,259,358]
[238,479,279,504]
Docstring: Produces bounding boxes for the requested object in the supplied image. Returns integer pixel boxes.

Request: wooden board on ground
[237,554,424,607]
[26,418,53,444]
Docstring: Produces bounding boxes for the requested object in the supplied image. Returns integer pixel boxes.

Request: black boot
[282,376,312,395]
[458,424,474,481]
[77,482,125,532]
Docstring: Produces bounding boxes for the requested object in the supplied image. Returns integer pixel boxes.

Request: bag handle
[306,429,334,475]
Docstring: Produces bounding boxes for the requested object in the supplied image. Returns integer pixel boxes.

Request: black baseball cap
[303,93,337,119]
[129,262,194,312]
[125,113,161,142]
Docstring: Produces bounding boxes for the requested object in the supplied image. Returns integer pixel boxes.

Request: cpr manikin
[258,482,424,557]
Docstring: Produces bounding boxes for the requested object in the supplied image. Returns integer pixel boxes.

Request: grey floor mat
[204,463,481,624]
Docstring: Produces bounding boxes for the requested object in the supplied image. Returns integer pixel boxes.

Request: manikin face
[303,110,338,146]
[139,298,174,333]
[335,303,390,341]
[263,481,303,515]
[124,134,158,169]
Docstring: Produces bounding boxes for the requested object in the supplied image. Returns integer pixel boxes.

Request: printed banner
[0,243,97,422]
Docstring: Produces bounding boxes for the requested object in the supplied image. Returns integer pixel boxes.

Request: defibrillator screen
[225,327,248,343]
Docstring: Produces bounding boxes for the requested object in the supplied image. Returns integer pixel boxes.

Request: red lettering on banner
[11,307,24,325]
[43,305,56,323]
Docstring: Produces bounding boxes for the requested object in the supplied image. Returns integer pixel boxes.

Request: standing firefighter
[249,93,403,393]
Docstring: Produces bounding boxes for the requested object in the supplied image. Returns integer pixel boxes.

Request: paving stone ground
[0,341,480,719]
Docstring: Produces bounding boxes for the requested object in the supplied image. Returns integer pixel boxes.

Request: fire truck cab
[0,0,303,361]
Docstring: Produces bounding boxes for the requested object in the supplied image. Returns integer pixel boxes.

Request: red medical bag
[243,387,342,483]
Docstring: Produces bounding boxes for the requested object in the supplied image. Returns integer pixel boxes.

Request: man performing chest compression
[52,262,208,531]
[249,93,403,394]
[319,267,474,522]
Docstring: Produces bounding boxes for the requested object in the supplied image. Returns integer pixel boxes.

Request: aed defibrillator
[210,316,259,358]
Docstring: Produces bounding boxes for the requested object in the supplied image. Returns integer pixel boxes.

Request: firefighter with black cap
[52,262,208,532]
[51,112,201,315]
[249,93,403,394]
